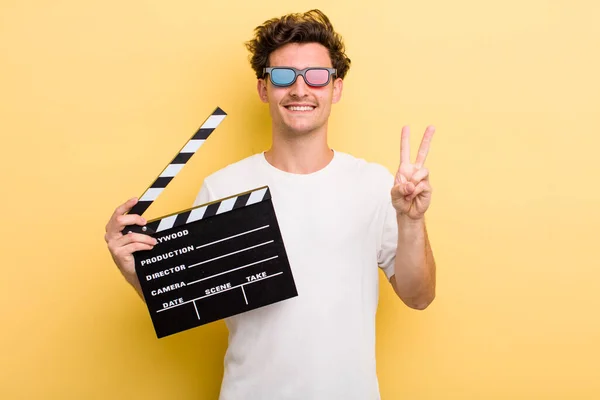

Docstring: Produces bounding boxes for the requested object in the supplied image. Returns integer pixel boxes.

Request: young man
[105,9,436,400]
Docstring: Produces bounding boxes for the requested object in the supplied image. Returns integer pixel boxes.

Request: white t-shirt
[192,150,398,400]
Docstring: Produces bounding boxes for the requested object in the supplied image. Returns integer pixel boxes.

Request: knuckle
[108,241,120,253]
[115,246,128,257]
[110,246,120,257]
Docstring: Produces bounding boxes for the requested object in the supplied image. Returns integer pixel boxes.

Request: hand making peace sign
[391,125,435,220]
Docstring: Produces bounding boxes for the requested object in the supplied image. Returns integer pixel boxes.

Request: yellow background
[1,0,599,398]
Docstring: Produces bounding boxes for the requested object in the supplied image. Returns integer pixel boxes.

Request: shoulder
[205,153,262,181]
[334,151,395,186]
[202,153,265,198]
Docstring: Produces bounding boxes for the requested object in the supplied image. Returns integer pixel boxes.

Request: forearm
[392,213,436,309]
[124,272,146,303]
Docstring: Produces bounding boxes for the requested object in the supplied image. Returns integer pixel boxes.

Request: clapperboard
[123,107,298,338]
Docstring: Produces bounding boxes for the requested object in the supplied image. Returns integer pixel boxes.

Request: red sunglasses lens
[305,69,330,85]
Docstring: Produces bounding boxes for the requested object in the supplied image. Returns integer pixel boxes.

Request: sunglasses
[263,67,337,87]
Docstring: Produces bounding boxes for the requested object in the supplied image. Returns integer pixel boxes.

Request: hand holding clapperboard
[111,107,298,338]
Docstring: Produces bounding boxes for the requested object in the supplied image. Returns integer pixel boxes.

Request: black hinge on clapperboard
[121,107,298,339]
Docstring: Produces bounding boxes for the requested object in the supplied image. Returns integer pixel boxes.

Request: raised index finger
[415,125,435,168]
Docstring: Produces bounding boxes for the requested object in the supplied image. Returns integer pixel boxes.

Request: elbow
[390,275,436,310]
[403,291,435,311]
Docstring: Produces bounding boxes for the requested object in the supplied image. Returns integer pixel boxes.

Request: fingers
[105,197,146,241]
[106,229,156,277]
[115,232,157,247]
[407,180,431,201]
[400,126,410,165]
[393,172,431,201]
[415,125,435,169]
[400,125,434,169]
[116,214,147,231]
[409,167,429,186]
[111,197,139,222]
[107,232,156,257]
[111,242,155,265]
[105,214,147,242]
[392,181,415,197]
[396,167,429,195]
[395,172,408,186]
[120,242,155,255]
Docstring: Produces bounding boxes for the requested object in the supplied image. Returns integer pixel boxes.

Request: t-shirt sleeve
[377,198,398,280]
[375,168,398,280]
[192,180,214,207]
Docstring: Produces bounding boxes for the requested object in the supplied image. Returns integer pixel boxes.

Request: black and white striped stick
[128,107,227,218]
[142,186,272,234]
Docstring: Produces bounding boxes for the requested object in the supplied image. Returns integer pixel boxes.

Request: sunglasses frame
[263,67,338,87]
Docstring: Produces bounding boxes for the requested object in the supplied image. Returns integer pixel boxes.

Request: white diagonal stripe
[187,255,278,285]
[159,164,184,178]
[188,240,273,269]
[217,197,237,214]
[194,225,269,250]
[247,188,268,205]
[181,139,204,153]
[187,206,207,223]
[193,301,200,320]
[140,188,164,201]
[157,215,177,232]
[201,114,226,129]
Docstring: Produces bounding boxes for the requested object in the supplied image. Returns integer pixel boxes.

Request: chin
[284,124,319,136]
[282,118,324,135]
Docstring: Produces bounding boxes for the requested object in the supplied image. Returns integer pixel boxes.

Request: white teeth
[287,106,315,111]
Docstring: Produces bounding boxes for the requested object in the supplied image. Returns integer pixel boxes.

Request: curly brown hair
[245,9,351,80]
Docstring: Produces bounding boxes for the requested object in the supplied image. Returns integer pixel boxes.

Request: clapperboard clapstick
[122,107,298,338]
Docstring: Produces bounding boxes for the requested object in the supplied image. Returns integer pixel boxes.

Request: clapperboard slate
[123,107,298,338]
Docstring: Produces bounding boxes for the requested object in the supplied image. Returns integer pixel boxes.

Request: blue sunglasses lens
[271,68,296,86]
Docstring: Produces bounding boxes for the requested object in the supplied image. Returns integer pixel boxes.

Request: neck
[265,124,333,174]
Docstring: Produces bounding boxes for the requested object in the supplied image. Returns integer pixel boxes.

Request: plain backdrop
[1,1,599,398]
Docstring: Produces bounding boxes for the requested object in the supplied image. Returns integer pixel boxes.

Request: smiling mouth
[284,105,316,111]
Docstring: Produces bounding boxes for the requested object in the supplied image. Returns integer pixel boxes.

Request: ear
[257,79,268,103]
[332,78,343,104]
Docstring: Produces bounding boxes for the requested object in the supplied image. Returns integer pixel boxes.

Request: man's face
[257,42,343,136]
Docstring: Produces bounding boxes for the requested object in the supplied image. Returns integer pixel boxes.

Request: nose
[289,74,309,97]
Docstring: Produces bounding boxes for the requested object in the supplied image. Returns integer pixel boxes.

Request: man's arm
[389,125,437,310]
[126,273,147,303]
[389,215,436,310]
